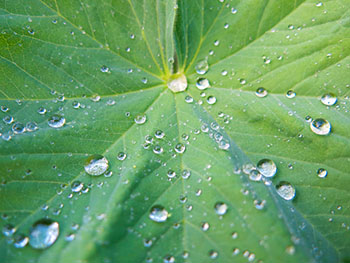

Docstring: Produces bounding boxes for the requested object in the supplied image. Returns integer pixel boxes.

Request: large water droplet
[257,159,277,177]
[310,118,331,135]
[214,202,228,215]
[149,205,168,222]
[276,182,296,200]
[167,74,188,93]
[29,219,59,249]
[196,78,210,90]
[321,93,337,106]
[84,155,109,176]
[48,115,66,128]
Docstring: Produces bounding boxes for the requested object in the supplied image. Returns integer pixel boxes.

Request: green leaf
[0,0,349,262]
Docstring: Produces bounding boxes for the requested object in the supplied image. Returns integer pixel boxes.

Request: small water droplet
[13,234,29,248]
[84,155,109,176]
[100,65,110,73]
[2,224,16,237]
[71,181,83,192]
[249,169,262,181]
[155,130,165,139]
[286,90,296,99]
[29,219,59,249]
[195,59,209,75]
[317,168,328,178]
[134,114,147,124]
[149,205,168,222]
[207,96,217,105]
[174,143,186,154]
[201,222,210,231]
[48,115,65,128]
[196,78,210,90]
[117,152,127,161]
[255,87,268,98]
[12,122,25,134]
[214,202,228,215]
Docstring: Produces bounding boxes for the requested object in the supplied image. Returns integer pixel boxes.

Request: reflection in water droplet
[321,93,337,106]
[214,202,228,215]
[14,234,29,248]
[195,59,209,75]
[29,219,59,249]
[317,168,328,178]
[12,122,25,134]
[276,181,296,200]
[249,169,262,181]
[134,114,147,124]
[310,118,331,135]
[149,205,168,222]
[84,155,109,176]
[71,181,83,192]
[2,224,16,237]
[48,115,66,128]
[255,87,268,98]
[257,159,277,177]
[117,152,127,161]
[207,96,217,105]
[167,74,188,93]
[286,90,296,99]
[174,143,186,154]
[196,78,210,90]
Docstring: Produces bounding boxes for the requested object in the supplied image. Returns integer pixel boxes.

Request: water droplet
[2,224,16,237]
[310,118,331,135]
[29,219,59,249]
[321,93,337,106]
[209,250,218,259]
[134,114,147,124]
[257,159,277,177]
[65,233,75,242]
[153,145,163,154]
[185,95,193,103]
[163,255,175,263]
[38,107,47,115]
[317,168,328,178]
[167,170,176,178]
[117,152,127,161]
[286,90,296,99]
[214,202,228,215]
[201,222,210,231]
[196,78,210,90]
[48,115,65,128]
[3,115,14,124]
[182,170,191,179]
[155,130,165,139]
[167,74,188,93]
[84,155,109,176]
[12,122,25,134]
[276,181,296,200]
[71,181,83,192]
[26,122,38,132]
[13,234,29,248]
[195,59,209,75]
[174,143,186,154]
[149,205,168,222]
[249,169,262,181]
[207,96,217,105]
[100,65,110,73]
[255,87,268,98]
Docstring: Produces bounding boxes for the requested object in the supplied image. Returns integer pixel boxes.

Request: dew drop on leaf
[207,96,217,105]
[149,205,168,222]
[276,181,296,201]
[154,130,165,139]
[196,78,210,90]
[2,224,16,237]
[257,159,277,177]
[214,202,228,215]
[71,181,83,192]
[174,143,186,153]
[48,115,66,128]
[134,114,147,125]
[286,90,296,99]
[321,93,337,106]
[249,169,262,181]
[201,222,210,231]
[255,87,268,98]
[310,118,331,135]
[12,122,25,134]
[195,59,209,75]
[317,168,328,178]
[13,234,29,248]
[84,155,109,176]
[29,219,59,249]
[167,74,188,93]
